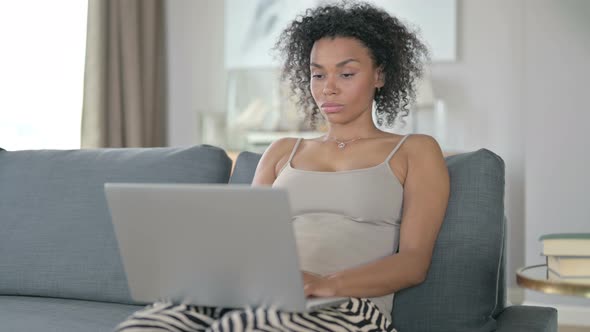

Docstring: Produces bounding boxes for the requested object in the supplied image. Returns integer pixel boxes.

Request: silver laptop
[104,183,348,312]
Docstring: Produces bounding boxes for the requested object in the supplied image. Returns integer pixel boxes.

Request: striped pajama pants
[115,298,396,332]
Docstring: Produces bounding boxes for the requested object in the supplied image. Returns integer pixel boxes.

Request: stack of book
[540,233,590,284]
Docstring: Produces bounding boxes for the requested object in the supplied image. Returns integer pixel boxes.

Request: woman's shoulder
[404,133,441,150]
[379,133,442,161]
[266,137,300,155]
[374,132,438,149]
[401,134,444,161]
[379,132,436,142]
[265,134,324,154]
[252,137,301,185]
[258,137,300,167]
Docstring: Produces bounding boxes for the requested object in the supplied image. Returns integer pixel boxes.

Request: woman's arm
[304,135,450,298]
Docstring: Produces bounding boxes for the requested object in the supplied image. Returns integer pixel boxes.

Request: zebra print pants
[115,298,396,332]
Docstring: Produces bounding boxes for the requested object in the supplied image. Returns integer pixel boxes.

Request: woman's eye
[311,74,324,79]
[341,73,355,78]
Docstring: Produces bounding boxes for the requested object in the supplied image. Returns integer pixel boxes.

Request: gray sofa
[0,145,556,332]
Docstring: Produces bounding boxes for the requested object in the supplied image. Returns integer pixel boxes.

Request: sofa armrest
[495,305,557,332]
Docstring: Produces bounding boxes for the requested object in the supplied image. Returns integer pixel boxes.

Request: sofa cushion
[0,145,231,304]
[392,149,505,332]
[229,151,262,184]
[0,295,141,332]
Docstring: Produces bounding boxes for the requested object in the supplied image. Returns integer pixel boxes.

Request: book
[539,233,590,256]
[548,269,590,285]
[547,255,590,277]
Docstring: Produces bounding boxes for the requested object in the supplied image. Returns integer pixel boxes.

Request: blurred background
[0,0,588,330]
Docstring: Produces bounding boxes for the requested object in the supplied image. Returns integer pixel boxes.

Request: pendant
[337,142,346,149]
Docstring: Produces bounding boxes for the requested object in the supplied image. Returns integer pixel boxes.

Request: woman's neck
[324,123,384,141]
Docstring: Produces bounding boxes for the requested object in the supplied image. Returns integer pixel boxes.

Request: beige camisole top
[272,135,410,320]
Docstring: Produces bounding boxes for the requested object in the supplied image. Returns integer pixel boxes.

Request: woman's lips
[321,103,344,113]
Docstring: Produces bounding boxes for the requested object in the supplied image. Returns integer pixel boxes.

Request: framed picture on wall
[224,0,457,69]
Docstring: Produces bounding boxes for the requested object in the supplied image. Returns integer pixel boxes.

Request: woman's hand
[302,271,338,298]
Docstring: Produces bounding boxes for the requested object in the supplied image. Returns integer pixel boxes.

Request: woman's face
[309,37,384,125]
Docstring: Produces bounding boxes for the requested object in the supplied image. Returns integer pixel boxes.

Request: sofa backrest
[0,145,232,304]
[393,149,505,332]
[229,151,262,184]
[231,148,506,332]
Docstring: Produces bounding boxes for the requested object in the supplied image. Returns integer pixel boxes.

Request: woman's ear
[375,66,385,88]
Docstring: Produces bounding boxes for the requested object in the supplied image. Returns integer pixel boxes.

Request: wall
[523,0,590,314]
[433,0,590,323]
[429,0,526,304]
[165,0,226,146]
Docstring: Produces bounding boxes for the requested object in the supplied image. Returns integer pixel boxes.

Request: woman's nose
[322,77,338,95]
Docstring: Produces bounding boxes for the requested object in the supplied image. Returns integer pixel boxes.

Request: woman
[116,2,449,331]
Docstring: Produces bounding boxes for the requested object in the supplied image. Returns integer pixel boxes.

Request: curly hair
[274,1,429,128]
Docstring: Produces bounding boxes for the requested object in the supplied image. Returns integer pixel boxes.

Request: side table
[516,264,590,298]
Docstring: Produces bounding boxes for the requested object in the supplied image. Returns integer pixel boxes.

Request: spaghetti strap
[385,134,411,162]
[287,138,303,164]
[276,138,303,177]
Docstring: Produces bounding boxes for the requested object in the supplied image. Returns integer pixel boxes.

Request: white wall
[165,0,226,146]
[429,0,526,301]
[523,0,590,312]
[431,0,590,323]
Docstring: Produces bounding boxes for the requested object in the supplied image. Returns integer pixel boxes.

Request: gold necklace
[323,136,364,149]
